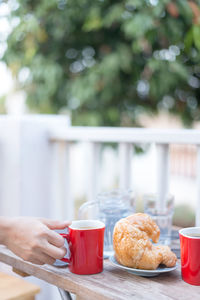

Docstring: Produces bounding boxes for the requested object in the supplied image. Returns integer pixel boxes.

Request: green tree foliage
[2,0,200,126]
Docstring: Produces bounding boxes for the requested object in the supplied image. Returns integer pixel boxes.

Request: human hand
[3,217,70,265]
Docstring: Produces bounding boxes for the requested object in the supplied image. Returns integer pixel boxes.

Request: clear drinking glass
[143,194,174,246]
[78,189,134,257]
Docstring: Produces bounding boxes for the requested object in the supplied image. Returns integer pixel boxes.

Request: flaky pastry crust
[113,213,177,270]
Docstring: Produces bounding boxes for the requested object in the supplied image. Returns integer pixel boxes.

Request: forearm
[0,217,12,245]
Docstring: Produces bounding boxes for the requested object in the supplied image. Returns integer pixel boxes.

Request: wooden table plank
[0,245,199,300]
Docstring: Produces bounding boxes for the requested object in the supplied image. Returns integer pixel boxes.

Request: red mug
[60,220,105,275]
[179,227,200,285]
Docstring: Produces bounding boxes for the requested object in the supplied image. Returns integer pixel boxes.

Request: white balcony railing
[0,117,199,300]
[48,126,200,226]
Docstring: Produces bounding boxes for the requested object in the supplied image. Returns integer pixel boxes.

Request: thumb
[40,218,71,230]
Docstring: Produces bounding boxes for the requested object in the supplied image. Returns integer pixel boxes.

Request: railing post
[51,142,62,219]
[86,142,101,203]
[51,141,73,220]
[196,145,200,226]
[63,142,74,220]
[119,143,132,189]
[156,143,169,210]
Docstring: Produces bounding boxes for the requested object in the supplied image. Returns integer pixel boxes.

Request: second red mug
[60,219,105,275]
[179,227,200,285]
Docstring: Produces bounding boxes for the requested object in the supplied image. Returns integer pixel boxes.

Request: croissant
[113,213,177,270]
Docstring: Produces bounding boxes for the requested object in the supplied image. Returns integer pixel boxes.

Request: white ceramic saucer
[109,255,178,277]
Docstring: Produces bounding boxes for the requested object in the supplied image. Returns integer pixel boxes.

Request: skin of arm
[0,216,70,265]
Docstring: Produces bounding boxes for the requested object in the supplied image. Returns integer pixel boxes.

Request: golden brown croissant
[113,213,177,270]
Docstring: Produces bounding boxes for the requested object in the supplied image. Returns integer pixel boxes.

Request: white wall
[0,116,21,216]
[0,115,70,218]
[0,115,71,300]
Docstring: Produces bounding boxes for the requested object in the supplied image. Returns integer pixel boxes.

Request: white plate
[109,255,178,277]
[53,260,68,267]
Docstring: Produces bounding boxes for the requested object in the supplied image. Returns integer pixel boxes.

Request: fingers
[20,239,66,265]
[40,229,68,261]
[40,219,71,230]
[37,252,56,265]
[46,230,65,247]
[25,252,56,265]
[42,243,67,260]
[27,258,44,265]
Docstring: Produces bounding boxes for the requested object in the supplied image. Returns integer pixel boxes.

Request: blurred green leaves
[193,25,200,50]
[1,0,200,126]
[83,7,103,31]
[123,14,155,39]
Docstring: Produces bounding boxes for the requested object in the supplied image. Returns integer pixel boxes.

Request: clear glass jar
[143,193,174,246]
[78,189,134,257]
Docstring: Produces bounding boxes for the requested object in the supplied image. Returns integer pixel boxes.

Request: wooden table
[0,245,199,300]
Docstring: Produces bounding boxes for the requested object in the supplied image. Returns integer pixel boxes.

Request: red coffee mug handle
[60,233,70,263]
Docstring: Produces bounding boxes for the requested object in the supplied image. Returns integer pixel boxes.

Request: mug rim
[69,219,105,230]
[179,227,200,239]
